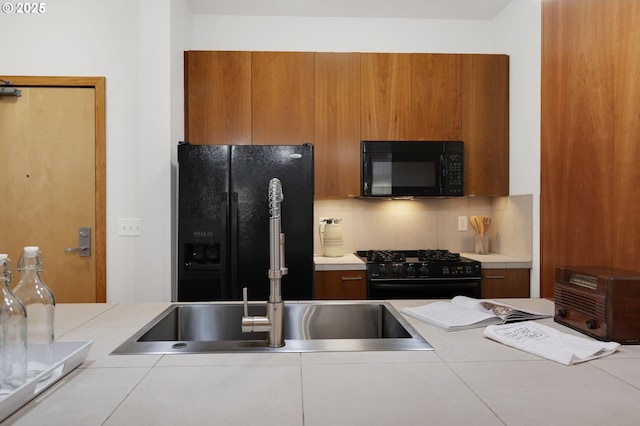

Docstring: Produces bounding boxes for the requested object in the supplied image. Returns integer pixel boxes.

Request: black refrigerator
[177,143,314,302]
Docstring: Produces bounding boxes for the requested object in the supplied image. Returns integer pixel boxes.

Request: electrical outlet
[119,218,141,236]
[457,216,468,231]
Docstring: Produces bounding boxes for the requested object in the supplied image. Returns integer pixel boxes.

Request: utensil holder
[474,233,489,255]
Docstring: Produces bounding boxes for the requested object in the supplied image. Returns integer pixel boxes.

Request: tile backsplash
[314,194,532,259]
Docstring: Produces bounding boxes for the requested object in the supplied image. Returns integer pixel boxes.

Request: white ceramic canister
[319,218,344,257]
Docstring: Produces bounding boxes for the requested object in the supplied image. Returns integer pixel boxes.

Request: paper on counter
[483,321,620,365]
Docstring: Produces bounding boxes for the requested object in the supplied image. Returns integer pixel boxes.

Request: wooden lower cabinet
[315,270,367,300]
[481,268,530,298]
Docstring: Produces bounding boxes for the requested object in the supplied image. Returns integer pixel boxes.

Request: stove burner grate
[365,250,406,263]
[417,249,461,262]
[362,249,463,263]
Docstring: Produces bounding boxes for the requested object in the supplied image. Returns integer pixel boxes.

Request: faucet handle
[280,233,288,276]
[241,287,272,333]
[242,287,249,317]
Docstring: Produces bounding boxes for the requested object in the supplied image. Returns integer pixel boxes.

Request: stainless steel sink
[111,301,432,354]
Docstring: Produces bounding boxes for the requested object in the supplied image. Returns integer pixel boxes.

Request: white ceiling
[185,0,513,20]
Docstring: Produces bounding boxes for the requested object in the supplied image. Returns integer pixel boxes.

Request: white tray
[0,340,93,423]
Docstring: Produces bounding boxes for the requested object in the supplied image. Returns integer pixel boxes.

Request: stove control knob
[378,264,388,277]
[418,264,429,276]
[392,263,403,277]
[406,264,416,277]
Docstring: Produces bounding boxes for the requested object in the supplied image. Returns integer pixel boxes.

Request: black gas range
[356,249,482,299]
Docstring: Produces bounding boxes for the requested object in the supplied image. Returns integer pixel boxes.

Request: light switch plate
[119,218,141,236]
[457,216,468,231]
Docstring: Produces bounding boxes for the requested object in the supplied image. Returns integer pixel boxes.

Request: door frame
[1,76,106,302]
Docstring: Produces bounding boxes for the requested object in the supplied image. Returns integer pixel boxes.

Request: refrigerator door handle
[220,192,230,299]
[229,192,240,299]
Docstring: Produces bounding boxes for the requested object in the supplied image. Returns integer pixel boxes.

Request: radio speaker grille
[554,284,606,320]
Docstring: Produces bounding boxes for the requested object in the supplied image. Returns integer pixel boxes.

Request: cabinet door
[462,54,509,196]
[315,53,361,197]
[251,52,315,145]
[481,269,530,299]
[411,54,462,141]
[361,53,412,141]
[184,51,251,145]
[315,270,367,300]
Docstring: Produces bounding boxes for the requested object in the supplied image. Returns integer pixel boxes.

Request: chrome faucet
[241,178,288,347]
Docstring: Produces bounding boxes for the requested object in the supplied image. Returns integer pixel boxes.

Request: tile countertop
[314,253,366,270]
[5,299,640,425]
[461,253,533,269]
[314,253,532,270]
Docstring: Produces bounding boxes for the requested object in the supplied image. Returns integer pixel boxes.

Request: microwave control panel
[444,142,464,195]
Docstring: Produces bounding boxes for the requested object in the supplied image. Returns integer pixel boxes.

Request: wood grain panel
[314,53,361,197]
[0,76,105,303]
[0,87,97,302]
[185,51,251,145]
[612,0,640,271]
[360,53,411,140]
[315,270,367,300]
[541,0,617,297]
[481,269,530,299]
[461,54,509,196]
[251,52,315,145]
[411,54,461,140]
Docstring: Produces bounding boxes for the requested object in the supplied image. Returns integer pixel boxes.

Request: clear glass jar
[12,246,56,379]
[0,254,27,393]
[474,233,489,255]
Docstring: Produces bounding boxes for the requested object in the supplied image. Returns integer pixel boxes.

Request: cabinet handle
[341,276,363,281]
[483,275,505,279]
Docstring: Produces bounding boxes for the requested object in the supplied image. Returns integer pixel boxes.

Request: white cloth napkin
[483,321,620,365]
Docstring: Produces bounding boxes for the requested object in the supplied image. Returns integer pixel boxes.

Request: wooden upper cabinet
[183,50,509,198]
[251,52,315,145]
[462,54,509,196]
[184,51,251,145]
[411,54,462,141]
[315,53,361,197]
[360,53,412,141]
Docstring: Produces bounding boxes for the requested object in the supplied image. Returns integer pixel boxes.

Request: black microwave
[361,141,464,197]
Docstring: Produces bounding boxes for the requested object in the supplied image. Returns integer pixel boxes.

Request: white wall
[0,0,541,301]
[493,0,541,296]
[192,15,499,52]
[0,0,190,301]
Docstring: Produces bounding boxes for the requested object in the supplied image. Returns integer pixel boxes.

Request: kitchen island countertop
[5,299,640,425]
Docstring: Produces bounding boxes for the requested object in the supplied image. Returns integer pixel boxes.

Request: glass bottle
[12,246,56,379]
[0,254,27,394]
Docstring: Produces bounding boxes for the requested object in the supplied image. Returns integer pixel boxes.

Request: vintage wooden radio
[554,266,640,344]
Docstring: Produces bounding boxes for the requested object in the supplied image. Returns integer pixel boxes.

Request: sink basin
[111,301,432,354]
